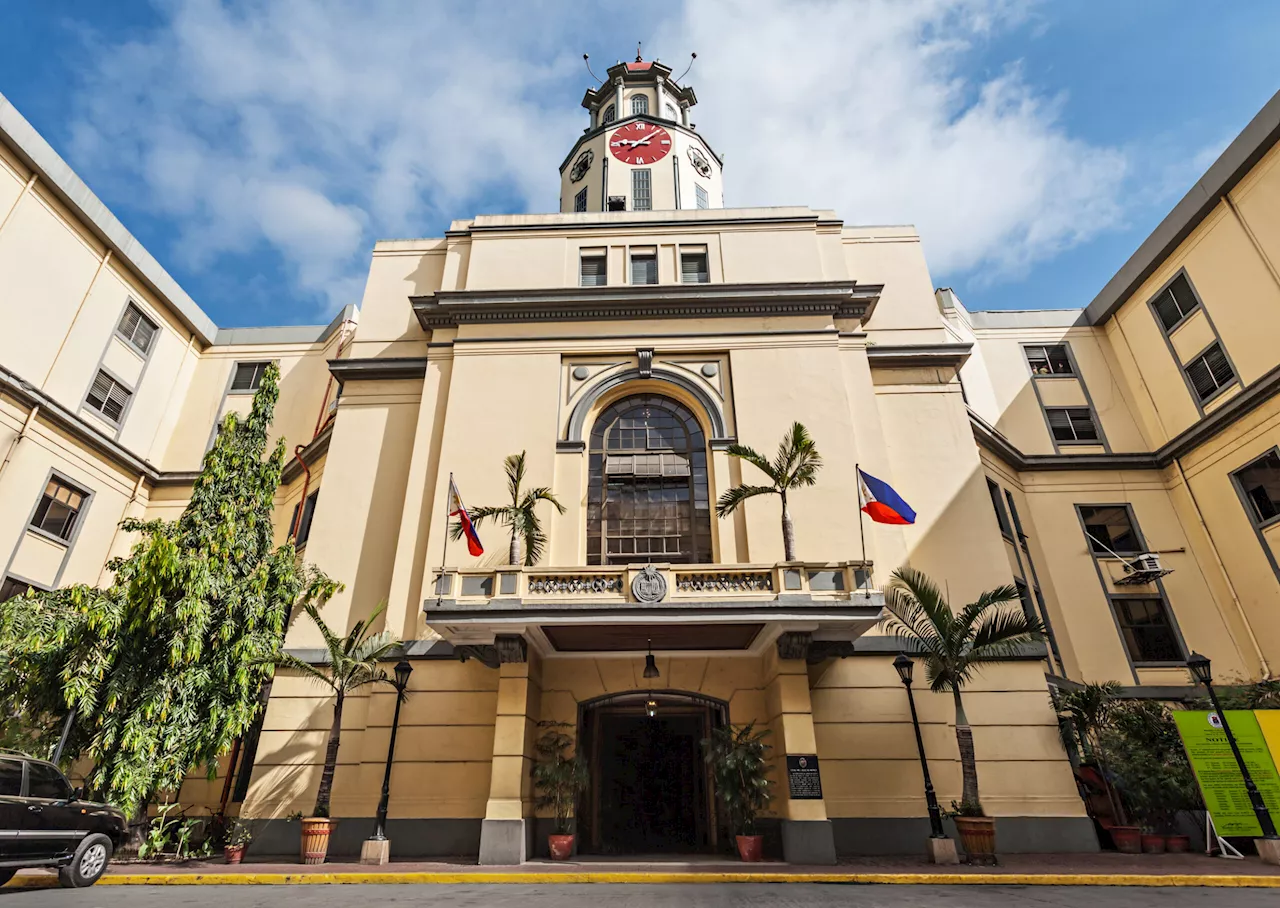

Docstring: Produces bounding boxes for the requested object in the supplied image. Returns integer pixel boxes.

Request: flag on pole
[448,476,484,556]
[857,468,917,525]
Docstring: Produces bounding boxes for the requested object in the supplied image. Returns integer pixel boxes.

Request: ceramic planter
[735,835,764,862]
[223,844,246,865]
[1164,834,1191,853]
[1140,833,1166,854]
[953,816,996,864]
[548,834,575,860]
[300,817,333,865]
[1110,826,1142,854]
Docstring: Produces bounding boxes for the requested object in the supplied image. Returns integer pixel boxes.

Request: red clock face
[608,121,672,165]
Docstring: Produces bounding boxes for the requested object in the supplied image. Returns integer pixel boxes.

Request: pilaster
[478,646,541,865]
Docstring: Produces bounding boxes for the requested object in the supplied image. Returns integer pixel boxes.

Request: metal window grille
[632,169,652,211]
[1152,273,1199,332]
[1045,407,1098,443]
[695,184,709,209]
[1025,344,1072,375]
[580,255,607,287]
[631,95,648,116]
[680,253,709,283]
[31,478,87,540]
[630,254,658,285]
[1234,450,1280,524]
[86,371,131,423]
[1111,597,1183,663]
[231,361,270,392]
[574,187,588,212]
[117,303,158,354]
[1185,342,1235,402]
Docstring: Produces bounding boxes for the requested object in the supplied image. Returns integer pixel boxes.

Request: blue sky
[1,1,1277,328]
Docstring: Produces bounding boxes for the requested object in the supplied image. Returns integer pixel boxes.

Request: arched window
[631,95,649,116]
[587,394,712,565]
[664,103,677,121]
[602,104,616,125]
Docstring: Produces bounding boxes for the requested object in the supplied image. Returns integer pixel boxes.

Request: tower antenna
[675,52,697,83]
[583,53,602,84]
[636,41,643,62]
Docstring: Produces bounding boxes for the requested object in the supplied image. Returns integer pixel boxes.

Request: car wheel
[57,834,112,888]
[0,868,15,887]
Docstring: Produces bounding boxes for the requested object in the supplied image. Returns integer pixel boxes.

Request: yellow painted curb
[8,870,1280,887]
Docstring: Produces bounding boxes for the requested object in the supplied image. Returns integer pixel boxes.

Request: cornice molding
[410,281,880,330]
[281,422,334,485]
[327,356,428,385]
[866,342,973,369]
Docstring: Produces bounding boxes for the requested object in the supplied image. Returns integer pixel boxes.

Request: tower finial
[636,41,643,62]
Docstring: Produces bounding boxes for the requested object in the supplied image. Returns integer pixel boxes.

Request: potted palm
[531,723,588,860]
[881,568,1044,864]
[703,722,773,861]
[715,422,821,561]
[451,451,565,565]
[223,818,254,864]
[272,601,399,864]
[1055,681,1142,853]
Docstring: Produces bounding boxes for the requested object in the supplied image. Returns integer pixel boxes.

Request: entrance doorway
[578,692,724,855]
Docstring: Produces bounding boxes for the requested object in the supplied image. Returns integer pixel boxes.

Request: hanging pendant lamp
[643,638,660,679]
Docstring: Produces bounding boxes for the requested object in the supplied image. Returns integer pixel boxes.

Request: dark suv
[0,752,126,888]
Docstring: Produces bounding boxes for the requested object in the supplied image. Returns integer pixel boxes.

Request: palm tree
[1055,681,1128,825]
[273,601,398,818]
[715,422,821,562]
[880,567,1044,813]
[452,451,565,566]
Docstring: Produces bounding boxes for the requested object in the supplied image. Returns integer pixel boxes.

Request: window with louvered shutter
[632,169,652,211]
[580,255,607,287]
[1152,273,1199,332]
[680,252,709,283]
[231,361,270,392]
[117,303,158,354]
[695,184,709,209]
[631,95,648,116]
[1045,407,1098,443]
[85,371,131,423]
[630,254,658,285]
[1185,342,1235,402]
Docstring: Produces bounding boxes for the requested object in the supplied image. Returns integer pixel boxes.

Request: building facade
[2,66,1278,862]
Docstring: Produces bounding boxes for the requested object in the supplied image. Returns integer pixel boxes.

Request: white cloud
[68,0,1129,321]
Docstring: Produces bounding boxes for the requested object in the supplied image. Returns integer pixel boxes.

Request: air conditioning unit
[1129,553,1163,573]
[1115,552,1173,586]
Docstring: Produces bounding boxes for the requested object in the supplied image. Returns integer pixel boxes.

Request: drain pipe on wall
[0,402,39,482]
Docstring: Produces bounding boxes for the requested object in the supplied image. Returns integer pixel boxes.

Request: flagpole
[436,472,452,606]
[856,463,869,599]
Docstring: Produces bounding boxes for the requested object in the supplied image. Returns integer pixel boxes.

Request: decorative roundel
[687,146,713,178]
[609,121,672,165]
[570,149,594,183]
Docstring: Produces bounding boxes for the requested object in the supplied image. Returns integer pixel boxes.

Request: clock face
[609,121,672,165]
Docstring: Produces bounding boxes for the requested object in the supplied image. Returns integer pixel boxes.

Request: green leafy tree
[1103,699,1202,832]
[273,601,397,818]
[1055,681,1128,826]
[0,363,339,813]
[530,722,589,835]
[715,423,821,562]
[703,722,773,836]
[880,567,1044,814]
[451,451,565,566]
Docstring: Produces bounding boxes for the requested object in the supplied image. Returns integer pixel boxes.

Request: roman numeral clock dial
[609,121,672,166]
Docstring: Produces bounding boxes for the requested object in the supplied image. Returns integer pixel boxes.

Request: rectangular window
[574,187,588,212]
[695,184,709,209]
[1004,489,1025,539]
[85,370,131,424]
[230,361,270,393]
[1152,273,1200,332]
[680,251,709,284]
[580,253,607,287]
[1079,505,1140,555]
[630,251,658,285]
[32,477,87,541]
[1185,342,1235,403]
[117,302,158,355]
[0,576,33,603]
[1234,450,1280,525]
[1112,597,1183,664]
[986,479,1012,537]
[290,490,320,547]
[1045,407,1099,444]
[632,169,652,211]
[1025,344,1072,375]
[1014,579,1036,623]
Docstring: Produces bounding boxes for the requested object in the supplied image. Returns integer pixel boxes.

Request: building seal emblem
[631,565,668,603]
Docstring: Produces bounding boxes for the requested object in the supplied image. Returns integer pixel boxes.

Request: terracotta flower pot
[224,844,246,865]
[1110,825,1142,854]
[953,816,997,865]
[735,835,764,862]
[300,817,333,865]
[1164,834,1191,853]
[1141,833,1166,854]
[548,834,575,861]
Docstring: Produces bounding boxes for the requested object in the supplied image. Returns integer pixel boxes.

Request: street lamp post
[1185,652,1278,843]
[894,654,956,863]
[361,659,413,864]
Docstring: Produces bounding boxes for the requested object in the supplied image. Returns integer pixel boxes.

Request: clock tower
[560,51,724,214]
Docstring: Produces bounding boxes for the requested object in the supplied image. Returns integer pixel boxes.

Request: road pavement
[3,885,1277,907]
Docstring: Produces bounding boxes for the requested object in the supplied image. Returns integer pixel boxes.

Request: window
[602,104,616,125]
[986,479,1012,537]
[1014,580,1036,623]
[632,169,652,211]
[1004,489,1026,539]
[231,361,271,393]
[1079,505,1140,555]
[631,95,648,116]
[587,394,712,565]
[85,370,131,423]
[630,251,658,285]
[607,195,627,211]
[26,762,71,800]
[0,759,20,797]
[680,251,709,284]
[574,187,588,213]
[664,102,677,121]
[695,184,709,209]
[290,490,320,547]
[1046,407,1099,444]
[0,577,33,602]
[117,303,158,355]
[1025,344,1072,375]
[1235,450,1280,524]
[1152,273,1200,332]
[580,253,607,287]
[32,477,87,541]
[1112,598,1183,664]
[1185,342,1235,403]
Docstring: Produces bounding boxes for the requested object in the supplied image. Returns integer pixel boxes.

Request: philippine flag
[448,476,484,556]
[857,468,917,526]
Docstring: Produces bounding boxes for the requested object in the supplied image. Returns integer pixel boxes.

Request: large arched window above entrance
[587,394,712,565]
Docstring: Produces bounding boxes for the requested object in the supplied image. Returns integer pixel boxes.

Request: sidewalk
[9,852,1280,887]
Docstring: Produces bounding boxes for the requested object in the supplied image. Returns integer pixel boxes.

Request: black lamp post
[371,659,414,842]
[1186,652,1278,839]
[894,654,947,839]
